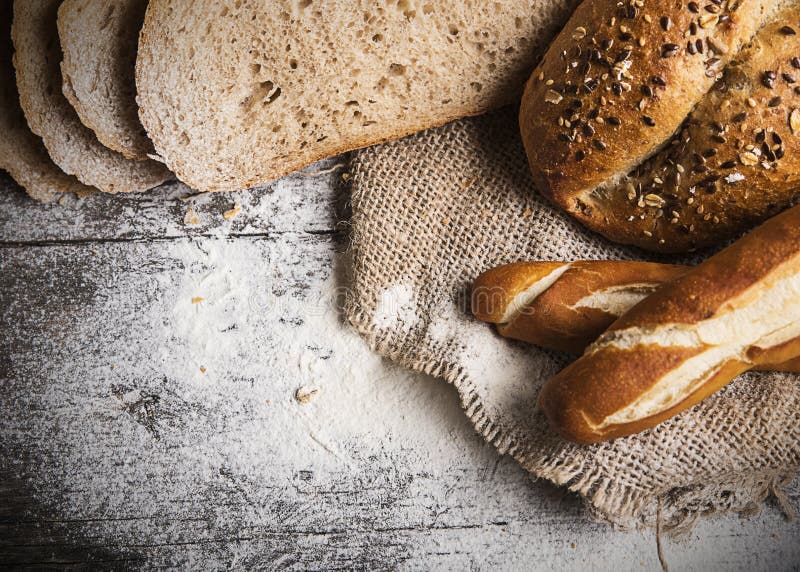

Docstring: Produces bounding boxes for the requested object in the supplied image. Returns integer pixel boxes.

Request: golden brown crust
[538,205,800,443]
[579,15,800,252]
[520,0,785,253]
[474,258,800,371]
[474,260,684,353]
[539,343,726,443]
[471,262,569,324]
[611,203,800,329]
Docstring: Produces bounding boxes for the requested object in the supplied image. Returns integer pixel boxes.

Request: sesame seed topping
[790,109,800,134]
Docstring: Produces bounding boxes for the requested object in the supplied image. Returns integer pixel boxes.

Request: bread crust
[473,259,800,372]
[538,205,800,443]
[12,0,169,194]
[520,0,789,252]
[473,261,683,353]
[0,0,93,201]
[582,16,800,252]
[58,0,154,161]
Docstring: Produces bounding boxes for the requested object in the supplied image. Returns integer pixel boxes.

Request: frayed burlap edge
[345,302,797,531]
[341,105,799,531]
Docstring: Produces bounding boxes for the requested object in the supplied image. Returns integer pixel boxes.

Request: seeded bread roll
[538,204,800,443]
[58,0,154,161]
[136,0,580,193]
[12,0,170,194]
[0,0,93,202]
[585,15,800,251]
[472,260,800,372]
[520,0,792,252]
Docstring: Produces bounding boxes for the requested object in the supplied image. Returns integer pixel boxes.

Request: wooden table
[1,166,798,570]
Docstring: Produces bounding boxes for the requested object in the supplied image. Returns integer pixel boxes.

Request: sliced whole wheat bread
[58,0,154,161]
[137,0,579,192]
[13,0,170,194]
[0,0,92,202]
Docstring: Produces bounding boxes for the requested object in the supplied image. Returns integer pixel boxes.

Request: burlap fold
[345,107,800,529]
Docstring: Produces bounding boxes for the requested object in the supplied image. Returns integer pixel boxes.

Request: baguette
[520,0,795,252]
[472,260,800,372]
[12,0,169,194]
[0,0,92,202]
[538,204,800,443]
[58,0,154,161]
[472,260,684,353]
[136,0,580,192]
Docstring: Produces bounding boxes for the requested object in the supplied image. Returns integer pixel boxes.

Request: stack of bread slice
[1,0,575,201]
[3,0,170,201]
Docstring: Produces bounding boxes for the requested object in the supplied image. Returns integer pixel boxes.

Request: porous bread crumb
[58,0,155,160]
[136,0,580,192]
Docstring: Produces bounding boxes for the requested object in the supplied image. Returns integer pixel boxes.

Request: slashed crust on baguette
[473,260,800,374]
[136,0,581,192]
[539,205,800,443]
[472,260,685,353]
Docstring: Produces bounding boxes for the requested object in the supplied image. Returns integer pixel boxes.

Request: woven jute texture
[345,106,800,529]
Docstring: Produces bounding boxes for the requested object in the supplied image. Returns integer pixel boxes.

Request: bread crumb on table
[295,386,319,404]
[184,207,200,225]
[223,201,242,220]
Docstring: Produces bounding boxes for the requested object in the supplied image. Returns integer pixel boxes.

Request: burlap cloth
[344,107,800,530]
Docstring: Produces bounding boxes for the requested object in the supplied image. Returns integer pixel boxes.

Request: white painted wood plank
[0,170,798,570]
[0,160,347,243]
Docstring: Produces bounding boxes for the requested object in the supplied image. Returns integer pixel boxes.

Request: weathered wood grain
[1,168,799,570]
[0,160,348,244]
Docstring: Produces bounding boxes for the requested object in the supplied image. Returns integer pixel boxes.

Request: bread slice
[58,0,153,161]
[136,0,580,192]
[12,0,169,194]
[0,0,92,202]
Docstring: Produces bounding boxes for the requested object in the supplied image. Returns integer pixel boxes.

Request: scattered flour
[425,302,567,421]
[372,283,418,332]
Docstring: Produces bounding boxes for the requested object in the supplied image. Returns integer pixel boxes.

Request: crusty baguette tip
[537,204,800,443]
